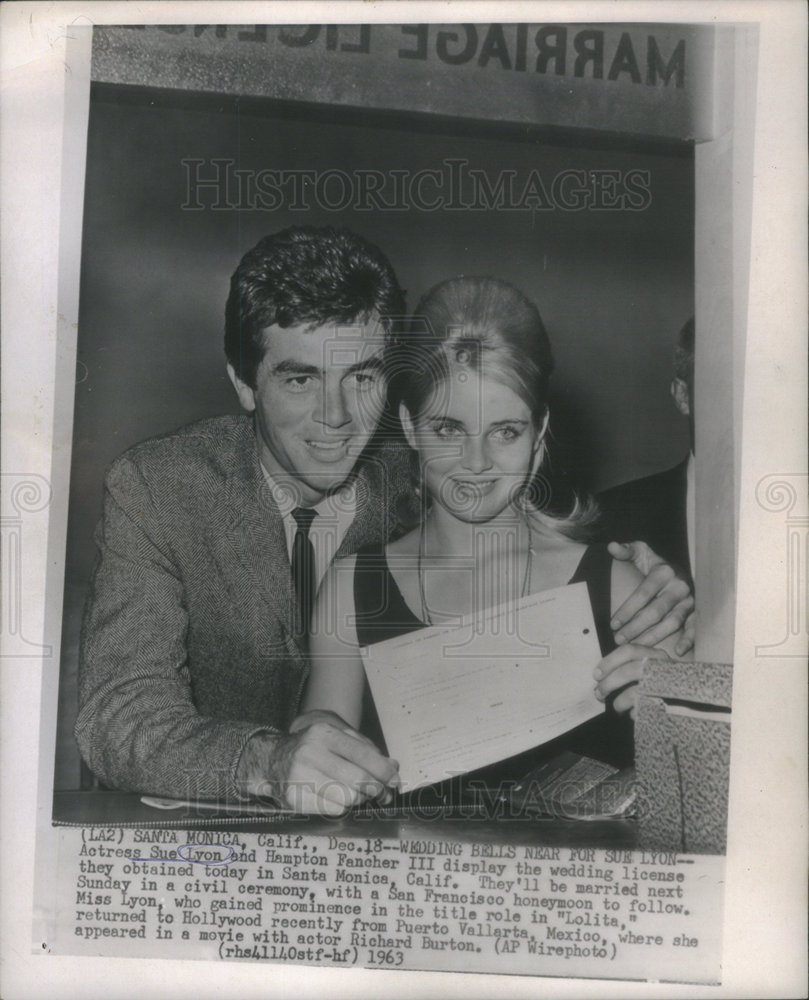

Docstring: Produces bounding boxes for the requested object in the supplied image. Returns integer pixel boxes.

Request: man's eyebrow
[270,360,322,376]
[270,355,385,378]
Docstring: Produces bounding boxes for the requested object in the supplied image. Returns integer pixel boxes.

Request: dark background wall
[55,86,693,787]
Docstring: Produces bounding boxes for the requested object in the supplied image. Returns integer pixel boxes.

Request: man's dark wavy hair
[225,226,406,388]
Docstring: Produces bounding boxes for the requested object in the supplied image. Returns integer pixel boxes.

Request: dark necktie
[291,507,318,642]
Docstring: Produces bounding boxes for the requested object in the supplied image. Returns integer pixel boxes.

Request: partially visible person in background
[598,317,695,590]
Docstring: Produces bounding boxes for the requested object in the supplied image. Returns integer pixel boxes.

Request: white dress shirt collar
[259,464,358,588]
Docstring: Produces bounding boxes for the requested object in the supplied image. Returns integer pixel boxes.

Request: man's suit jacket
[75,415,415,800]
[596,457,692,587]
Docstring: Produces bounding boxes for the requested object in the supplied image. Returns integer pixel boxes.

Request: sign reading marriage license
[92,23,718,141]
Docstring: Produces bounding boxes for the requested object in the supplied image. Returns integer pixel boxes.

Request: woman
[298,276,679,807]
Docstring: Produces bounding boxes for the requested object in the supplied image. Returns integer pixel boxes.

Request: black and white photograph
[2,2,806,998]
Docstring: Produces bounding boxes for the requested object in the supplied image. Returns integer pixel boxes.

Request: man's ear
[227,363,257,413]
[671,377,691,417]
[399,403,418,451]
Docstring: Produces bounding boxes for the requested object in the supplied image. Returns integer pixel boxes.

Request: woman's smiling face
[404,370,541,523]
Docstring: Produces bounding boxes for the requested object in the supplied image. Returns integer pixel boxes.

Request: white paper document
[360,582,604,791]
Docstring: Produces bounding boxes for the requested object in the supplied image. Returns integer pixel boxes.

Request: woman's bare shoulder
[529,525,589,586]
[530,519,586,554]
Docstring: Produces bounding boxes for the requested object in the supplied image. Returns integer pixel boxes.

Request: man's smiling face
[228,318,388,505]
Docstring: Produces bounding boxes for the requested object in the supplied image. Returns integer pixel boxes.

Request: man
[598,317,695,589]
[76,227,692,815]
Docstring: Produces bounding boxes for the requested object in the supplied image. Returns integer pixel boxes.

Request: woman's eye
[492,425,520,442]
[432,423,462,439]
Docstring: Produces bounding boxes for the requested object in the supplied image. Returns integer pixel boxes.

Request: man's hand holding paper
[237,713,400,814]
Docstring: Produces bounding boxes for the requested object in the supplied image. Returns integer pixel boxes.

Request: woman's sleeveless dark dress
[353,543,633,805]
